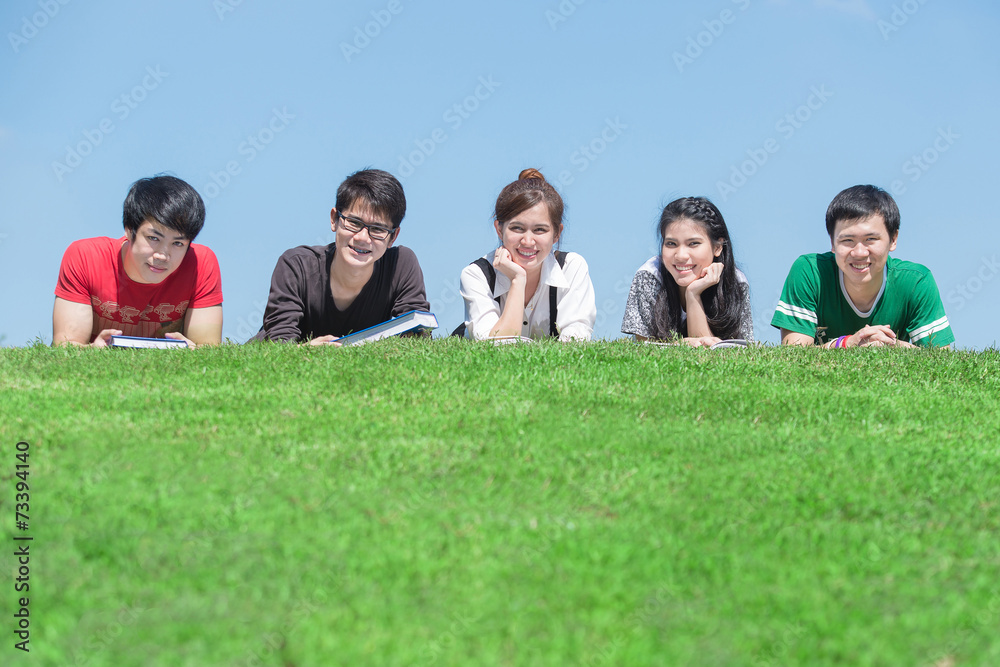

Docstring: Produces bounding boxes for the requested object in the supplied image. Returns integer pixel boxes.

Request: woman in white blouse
[458,169,596,341]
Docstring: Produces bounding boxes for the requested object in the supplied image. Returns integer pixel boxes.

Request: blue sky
[2,0,998,348]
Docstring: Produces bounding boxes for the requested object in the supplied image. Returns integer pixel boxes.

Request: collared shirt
[460,249,596,341]
[771,252,954,347]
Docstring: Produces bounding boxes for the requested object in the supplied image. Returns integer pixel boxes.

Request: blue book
[109,335,187,349]
[337,310,438,346]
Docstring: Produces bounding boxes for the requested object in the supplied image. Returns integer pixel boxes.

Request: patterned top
[621,256,753,341]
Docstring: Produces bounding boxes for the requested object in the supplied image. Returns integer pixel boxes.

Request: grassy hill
[2,340,999,666]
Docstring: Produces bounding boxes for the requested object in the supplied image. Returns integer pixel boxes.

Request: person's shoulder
[786,252,835,277]
[389,245,416,263]
[272,244,329,266]
[559,249,591,269]
[459,251,495,285]
[283,243,328,258]
[187,241,220,263]
[461,250,496,270]
[790,251,831,266]
[59,236,121,273]
[631,256,662,283]
[63,235,118,255]
[887,255,936,279]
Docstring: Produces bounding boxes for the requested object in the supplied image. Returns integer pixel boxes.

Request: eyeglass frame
[336,211,397,242]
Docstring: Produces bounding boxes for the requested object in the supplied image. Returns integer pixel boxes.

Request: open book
[710,339,749,349]
[642,338,749,350]
[337,311,439,346]
[109,335,187,349]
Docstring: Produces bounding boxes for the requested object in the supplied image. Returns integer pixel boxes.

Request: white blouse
[460,249,597,341]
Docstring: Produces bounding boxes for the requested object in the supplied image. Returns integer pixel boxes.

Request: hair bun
[518,168,546,182]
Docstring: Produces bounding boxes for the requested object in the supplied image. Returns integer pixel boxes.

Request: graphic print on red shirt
[56,236,223,341]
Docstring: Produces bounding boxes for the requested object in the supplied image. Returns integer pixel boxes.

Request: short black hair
[122,175,206,240]
[335,169,406,228]
[825,185,900,240]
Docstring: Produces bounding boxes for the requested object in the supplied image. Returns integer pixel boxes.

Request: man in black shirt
[251,169,430,344]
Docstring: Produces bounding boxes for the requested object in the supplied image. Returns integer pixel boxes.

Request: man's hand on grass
[91,329,123,348]
[164,332,198,349]
[309,335,342,347]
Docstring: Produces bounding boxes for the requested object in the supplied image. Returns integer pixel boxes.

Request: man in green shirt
[772,184,953,348]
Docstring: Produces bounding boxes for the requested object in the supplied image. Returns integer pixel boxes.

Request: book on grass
[641,338,749,349]
[336,310,439,346]
[110,335,187,349]
[710,339,749,349]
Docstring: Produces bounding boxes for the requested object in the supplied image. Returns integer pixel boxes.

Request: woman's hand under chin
[686,262,724,298]
[493,247,527,282]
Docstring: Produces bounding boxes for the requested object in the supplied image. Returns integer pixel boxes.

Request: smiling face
[330,205,396,269]
[122,219,190,284]
[494,201,560,276]
[831,214,897,293]
[660,218,722,287]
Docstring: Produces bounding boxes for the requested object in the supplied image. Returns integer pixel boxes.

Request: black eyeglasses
[337,212,395,241]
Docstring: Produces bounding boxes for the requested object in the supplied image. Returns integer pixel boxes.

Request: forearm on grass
[490,275,527,338]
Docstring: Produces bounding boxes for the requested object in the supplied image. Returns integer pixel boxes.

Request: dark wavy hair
[651,197,749,340]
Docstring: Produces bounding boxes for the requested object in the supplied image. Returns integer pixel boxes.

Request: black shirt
[250,244,430,342]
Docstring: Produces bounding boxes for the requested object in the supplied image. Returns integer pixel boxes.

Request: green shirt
[771,253,954,347]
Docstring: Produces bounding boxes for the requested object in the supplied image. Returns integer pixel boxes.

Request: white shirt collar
[838,263,888,318]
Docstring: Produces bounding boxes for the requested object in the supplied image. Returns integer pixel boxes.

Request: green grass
[2,340,999,666]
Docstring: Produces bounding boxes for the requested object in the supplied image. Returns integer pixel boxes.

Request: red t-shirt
[55,236,223,341]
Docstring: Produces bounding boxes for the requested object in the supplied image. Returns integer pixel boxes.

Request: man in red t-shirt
[53,175,223,347]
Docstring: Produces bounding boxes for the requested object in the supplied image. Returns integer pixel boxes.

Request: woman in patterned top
[621,197,753,346]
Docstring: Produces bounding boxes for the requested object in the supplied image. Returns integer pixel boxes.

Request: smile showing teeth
[850,262,869,270]
[517,249,537,258]
[674,265,694,272]
[350,245,371,255]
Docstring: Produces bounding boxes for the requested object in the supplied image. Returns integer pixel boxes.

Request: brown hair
[493,168,564,236]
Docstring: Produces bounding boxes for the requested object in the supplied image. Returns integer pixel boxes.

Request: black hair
[336,168,406,228]
[122,175,206,241]
[825,184,900,240]
[651,197,749,340]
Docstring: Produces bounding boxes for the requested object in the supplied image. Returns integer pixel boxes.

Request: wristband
[834,336,849,348]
